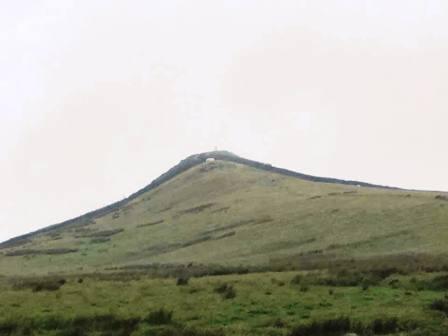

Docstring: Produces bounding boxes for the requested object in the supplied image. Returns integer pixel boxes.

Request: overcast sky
[1,0,447,242]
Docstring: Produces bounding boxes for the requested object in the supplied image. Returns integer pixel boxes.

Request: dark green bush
[388,278,400,288]
[299,284,309,292]
[222,286,236,299]
[290,316,415,336]
[301,268,400,288]
[423,275,448,291]
[145,325,225,336]
[272,318,286,328]
[361,281,370,291]
[144,308,174,325]
[33,281,63,292]
[290,316,351,336]
[371,317,399,334]
[176,277,190,286]
[0,315,140,336]
[71,314,139,333]
[0,321,18,335]
[430,298,448,315]
[214,283,231,294]
[271,278,285,286]
[13,278,66,292]
[214,283,236,299]
[290,274,302,285]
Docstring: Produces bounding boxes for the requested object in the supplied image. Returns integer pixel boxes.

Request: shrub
[290,316,415,336]
[222,286,236,299]
[0,237,32,249]
[0,321,18,335]
[424,275,448,291]
[271,278,286,287]
[69,315,140,335]
[214,283,236,299]
[316,267,403,288]
[361,281,370,291]
[317,271,365,287]
[13,278,67,292]
[430,299,448,315]
[214,283,231,294]
[6,248,78,257]
[90,238,110,244]
[290,274,302,285]
[0,315,140,335]
[299,284,309,292]
[371,317,399,334]
[189,287,201,294]
[146,325,225,336]
[176,277,190,286]
[144,308,173,325]
[290,316,351,336]
[272,318,286,328]
[82,229,124,238]
[389,278,400,288]
[412,275,448,291]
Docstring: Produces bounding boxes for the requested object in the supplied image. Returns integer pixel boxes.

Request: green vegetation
[144,308,174,325]
[1,152,448,334]
[0,270,447,335]
[1,155,448,276]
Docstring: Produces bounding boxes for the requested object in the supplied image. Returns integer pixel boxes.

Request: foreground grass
[1,271,447,335]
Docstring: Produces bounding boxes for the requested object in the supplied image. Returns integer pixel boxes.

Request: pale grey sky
[1,0,447,242]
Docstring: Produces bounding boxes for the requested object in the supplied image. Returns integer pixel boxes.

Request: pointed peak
[2,150,400,246]
[185,150,239,161]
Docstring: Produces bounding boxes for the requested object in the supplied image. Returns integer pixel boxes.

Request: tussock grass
[290,316,418,336]
[11,277,67,292]
[144,308,173,325]
[0,270,447,335]
[430,297,448,315]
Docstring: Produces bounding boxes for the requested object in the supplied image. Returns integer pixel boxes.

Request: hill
[1,151,448,276]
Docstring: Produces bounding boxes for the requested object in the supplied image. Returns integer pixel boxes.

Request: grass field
[1,269,448,335]
[1,153,448,335]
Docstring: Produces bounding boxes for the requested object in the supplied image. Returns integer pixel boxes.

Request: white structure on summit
[206,158,216,164]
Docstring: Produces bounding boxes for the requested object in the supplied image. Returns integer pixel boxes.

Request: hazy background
[1,0,447,242]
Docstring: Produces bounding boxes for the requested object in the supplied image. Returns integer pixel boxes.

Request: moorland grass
[0,270,447,335]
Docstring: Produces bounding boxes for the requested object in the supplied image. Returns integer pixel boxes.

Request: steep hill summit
[1,151,447,276]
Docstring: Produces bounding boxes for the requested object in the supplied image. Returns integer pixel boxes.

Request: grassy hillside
[1,152,448,276]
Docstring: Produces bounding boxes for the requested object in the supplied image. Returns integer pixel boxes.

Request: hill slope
[1,151,448,276]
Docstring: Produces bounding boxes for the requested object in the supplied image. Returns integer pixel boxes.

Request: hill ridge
[1,150,396,246]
